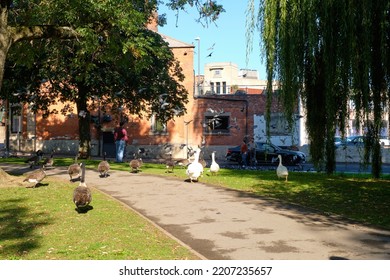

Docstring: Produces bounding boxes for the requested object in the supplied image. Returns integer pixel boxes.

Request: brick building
[2,18,304,161]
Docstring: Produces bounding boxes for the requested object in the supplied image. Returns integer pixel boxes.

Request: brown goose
[23,167,46,188]
[129,157,143,173]
[42,149,55,169]
[25,150,44,169]
[176,158,190,168]
[72,162,92,209]
[165,152,175,173]
[97,152,110,178]
[68,154,81,181]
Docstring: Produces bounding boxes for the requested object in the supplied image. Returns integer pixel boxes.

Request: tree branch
[11,25,79,43]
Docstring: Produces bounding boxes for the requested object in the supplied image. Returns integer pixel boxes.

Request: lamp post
[194,37,200,96]
[184,120,193,158]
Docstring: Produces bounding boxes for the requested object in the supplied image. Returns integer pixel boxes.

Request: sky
[158,1,267,79]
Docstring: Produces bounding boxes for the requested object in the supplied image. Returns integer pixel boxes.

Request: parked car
[336,135,390,147]
[225,142,306,166]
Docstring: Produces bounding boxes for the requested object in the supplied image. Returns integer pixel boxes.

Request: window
[216,82,221,94]
[222,82,227,94]
[213,69,222,78]
[210,82,215,94]
[151,114,167,134]
[11,105,21,133]
[204,114,230,134]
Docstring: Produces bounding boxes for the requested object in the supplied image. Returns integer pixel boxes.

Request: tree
[1,0,191,157]
[248,0,390,178]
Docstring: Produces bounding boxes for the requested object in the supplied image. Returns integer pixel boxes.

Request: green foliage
[2,0,190,157]
[250,0,390,178]
[165,0,225,25]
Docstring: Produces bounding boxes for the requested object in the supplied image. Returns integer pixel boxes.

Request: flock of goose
[21,147,289,211]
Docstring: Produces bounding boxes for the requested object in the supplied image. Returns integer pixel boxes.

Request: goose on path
[186,148,203,182]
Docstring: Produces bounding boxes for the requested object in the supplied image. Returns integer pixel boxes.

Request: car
[334,136,343,146]
[336,135,390,147]
[225,142,306,166]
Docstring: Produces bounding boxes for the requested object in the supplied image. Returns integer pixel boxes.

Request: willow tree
[248,0,390,177]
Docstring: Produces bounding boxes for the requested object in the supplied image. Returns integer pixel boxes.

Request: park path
[1,163,390,260]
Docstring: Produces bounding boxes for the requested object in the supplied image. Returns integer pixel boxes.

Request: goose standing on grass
[165,152,175,173]
[176,158,190,168]
[98,152,110,178]
[73,162,92,209]
[276,155,289,182]
[23,166,46,188]
[42,149,55,169]
[209,151,220,176]
[25,150,44,169]
[68,154,81,181]
[186,148,203,182]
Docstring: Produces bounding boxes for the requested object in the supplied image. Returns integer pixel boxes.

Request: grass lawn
[1,156,390,260]
[0,165,199,260]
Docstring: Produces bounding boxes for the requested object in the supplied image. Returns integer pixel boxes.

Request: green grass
[1,156,390,260]
[0,169,199,260]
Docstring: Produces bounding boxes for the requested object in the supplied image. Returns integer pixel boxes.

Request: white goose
[276,155,288,182]
[186,148,203,182]
[209,151,220,175]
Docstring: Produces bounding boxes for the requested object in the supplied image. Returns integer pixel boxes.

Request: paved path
[2,164,390,260]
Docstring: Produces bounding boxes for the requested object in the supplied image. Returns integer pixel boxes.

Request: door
[102,131,115,158]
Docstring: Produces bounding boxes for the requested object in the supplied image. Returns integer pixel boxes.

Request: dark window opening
[204,114,230,134]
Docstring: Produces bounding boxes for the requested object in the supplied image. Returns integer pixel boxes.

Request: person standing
[248,138,257,166]
[114,121,128,163]
[240,140,248,167]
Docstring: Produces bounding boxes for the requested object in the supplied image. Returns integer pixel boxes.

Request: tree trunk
[76,85,91,159]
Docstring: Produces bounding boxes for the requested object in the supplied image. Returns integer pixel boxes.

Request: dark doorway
[102,131,115,158]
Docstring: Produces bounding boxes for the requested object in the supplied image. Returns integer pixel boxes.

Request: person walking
[114,121,128,163]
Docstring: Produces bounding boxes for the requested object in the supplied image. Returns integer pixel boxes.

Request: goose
[186,148,203,182]
[276,155,289,182]
[72,162,92,209]
[23,166,46,188]
[25,150,44,169]
[209,151,220,175]
[68,154,81,181]
[42,149,55,169]
[129,152,143,173]
[176,158,190,168]
[97,152,110,178]
[165,152,175,173]
[199,158,207,168]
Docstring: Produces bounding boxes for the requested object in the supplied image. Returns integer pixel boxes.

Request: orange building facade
[4,20,296,162]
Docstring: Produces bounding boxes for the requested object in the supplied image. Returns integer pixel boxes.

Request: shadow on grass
[74,205,94,214]
[0,198,51,258]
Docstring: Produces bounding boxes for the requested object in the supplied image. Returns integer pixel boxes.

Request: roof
[159,33,194,48]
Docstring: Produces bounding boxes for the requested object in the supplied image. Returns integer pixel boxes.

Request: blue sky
[158,1,267,79]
